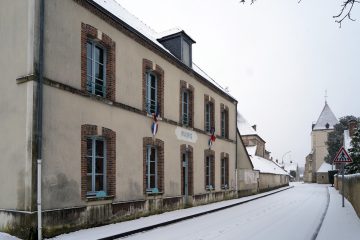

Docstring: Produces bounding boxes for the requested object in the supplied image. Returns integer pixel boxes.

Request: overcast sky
[116,0,360,166]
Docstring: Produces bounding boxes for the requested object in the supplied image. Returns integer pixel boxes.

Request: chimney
[349,120,358,137]
[252,125,257,131]
[312,123,315,130]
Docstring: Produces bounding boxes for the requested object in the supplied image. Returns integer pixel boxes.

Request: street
[119,184,330,240]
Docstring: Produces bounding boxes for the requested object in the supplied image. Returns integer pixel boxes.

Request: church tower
[304,100,338,183]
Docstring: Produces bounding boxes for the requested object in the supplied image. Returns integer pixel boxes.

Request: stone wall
[334,173,360,218]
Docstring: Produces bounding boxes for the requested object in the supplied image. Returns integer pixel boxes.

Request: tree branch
[239,0,359,27]
[333,0,359,28]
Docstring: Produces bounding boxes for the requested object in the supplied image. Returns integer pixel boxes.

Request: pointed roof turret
[313,102,339,130]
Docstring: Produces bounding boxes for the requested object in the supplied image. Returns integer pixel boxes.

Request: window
[143,137,164,194]
[81,125,116,199]
[81,23,115,101]
[221,157,229,189]
[205,101,213,132]
[87,42,106,97]
[142,59,164,117]
[179,81,194,127]
[146,145,158,192]
[182,90,189,125]
[146,72,158,114]
[182,39,190,67]
[87,138,106,196]
[220,105,229,138]
[204,150,215,190]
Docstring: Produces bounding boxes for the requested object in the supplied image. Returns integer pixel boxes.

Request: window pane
[87,139,93,156]
[96,158,104,174]
[150,74,156,88]
[96,140,104,157]
[150,161,155,175]
[150,175,156,189]
[87,157,92,174]
[95,46,104,64]
[87,175,93,192]
[87,42,92,59]
[95,63,104,80]
[95,175,104,191]
[182,40,190,66]
[87,58,93,77]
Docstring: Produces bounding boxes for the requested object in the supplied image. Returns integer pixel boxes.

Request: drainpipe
[235,104,238,192]
[36,0,45,239]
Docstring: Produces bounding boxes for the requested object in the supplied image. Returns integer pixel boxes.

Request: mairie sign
[333,146,353,164]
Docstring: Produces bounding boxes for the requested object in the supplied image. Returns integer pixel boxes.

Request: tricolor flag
[151,122,158,136]
[208,127,216,148]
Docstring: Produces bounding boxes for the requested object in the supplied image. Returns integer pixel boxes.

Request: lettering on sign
[175,127,198,143]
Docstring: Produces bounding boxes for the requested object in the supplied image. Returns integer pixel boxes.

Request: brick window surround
[204,95,215,133]
[220,104,229,139]
[179,80,194,127]
[142,59,164,117]
[204,149,215,190]
[220,152,229,189]
[81,23,116,101]
[81,124,116,199]
[180,144,194,196]
[143,137,164,194]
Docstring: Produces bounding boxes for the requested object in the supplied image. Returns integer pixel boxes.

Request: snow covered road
[120,184,329,240]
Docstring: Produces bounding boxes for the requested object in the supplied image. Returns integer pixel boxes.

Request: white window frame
[182,90,189,126]
[221,110,227,138]
[86,41,106,97]
[146,145,158,193]
[146,72,158,114]
[86,137,107,196]
[221,158,228,189]
[205,102,212,132]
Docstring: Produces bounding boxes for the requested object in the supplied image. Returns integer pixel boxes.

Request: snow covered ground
[119,183,328,240]
[2,183,359,240]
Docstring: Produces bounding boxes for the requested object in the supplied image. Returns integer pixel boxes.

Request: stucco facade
[0,0,239,238]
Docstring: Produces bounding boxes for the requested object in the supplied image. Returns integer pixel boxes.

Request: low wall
[259,173,289,192]
[237,169,259,196]
[334,173,360,218]
[0,190,237,239]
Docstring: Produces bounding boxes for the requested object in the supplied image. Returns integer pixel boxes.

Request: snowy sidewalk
[47,186,292,240]
[317,186,360,240]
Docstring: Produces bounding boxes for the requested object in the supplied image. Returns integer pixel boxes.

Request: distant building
[237,114,289,191]
[304,101,338,183]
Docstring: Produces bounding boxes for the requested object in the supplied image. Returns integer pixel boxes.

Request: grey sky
[117,0,360,165]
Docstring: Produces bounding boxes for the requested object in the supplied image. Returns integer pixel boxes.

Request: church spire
[324,89,328,104]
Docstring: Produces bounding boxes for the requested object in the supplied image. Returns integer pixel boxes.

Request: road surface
[119,184,328,240]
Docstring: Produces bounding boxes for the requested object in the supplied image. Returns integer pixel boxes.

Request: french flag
[151,122,158,136]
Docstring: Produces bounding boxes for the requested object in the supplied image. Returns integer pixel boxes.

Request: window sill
[86,195,114,202]
[146,191,163,196]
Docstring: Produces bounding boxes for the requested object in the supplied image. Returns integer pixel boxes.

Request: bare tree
[240,0,359,27]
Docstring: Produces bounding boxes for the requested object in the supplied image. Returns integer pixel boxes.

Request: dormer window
[158,30,195,67]
[182,39,190,67]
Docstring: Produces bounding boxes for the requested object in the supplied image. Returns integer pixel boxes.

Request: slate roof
[313,102,339,130]
[91,0,233,100]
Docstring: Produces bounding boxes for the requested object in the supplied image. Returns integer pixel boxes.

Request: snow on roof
[344,130,352,151]
[284,162,298,172]
[246,145,257,157]
[246,147,288,175]
[238,114,257,136]
[92,0,231,98]
[313,102,339,130]
[317,162,333,173]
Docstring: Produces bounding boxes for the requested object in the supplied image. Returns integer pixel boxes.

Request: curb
[311,186,330,240]
[99,186,294,240]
